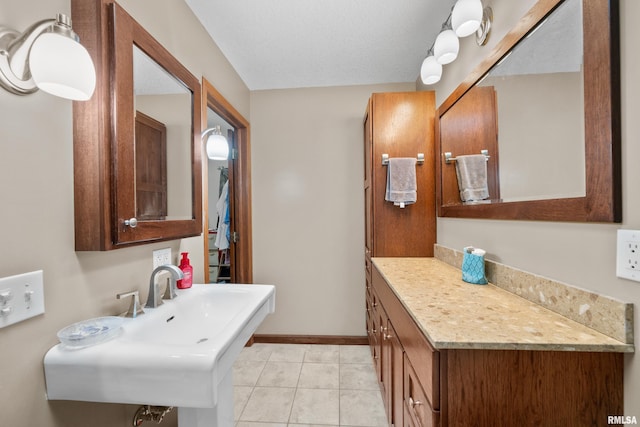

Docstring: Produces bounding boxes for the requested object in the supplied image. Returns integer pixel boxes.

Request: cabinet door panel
[404,355,440,427]
[372,265,439,409]
[366,92,436,257]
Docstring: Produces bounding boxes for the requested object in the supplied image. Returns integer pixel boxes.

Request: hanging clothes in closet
[215,179,230,250]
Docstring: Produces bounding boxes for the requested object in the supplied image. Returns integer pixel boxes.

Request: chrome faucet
[145,264,184,309]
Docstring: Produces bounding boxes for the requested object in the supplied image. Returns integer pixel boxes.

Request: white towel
[385,158,417,208]
[455,154,489,202]
[215,180,230,250]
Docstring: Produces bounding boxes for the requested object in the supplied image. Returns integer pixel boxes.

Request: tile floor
[232,343,387,427]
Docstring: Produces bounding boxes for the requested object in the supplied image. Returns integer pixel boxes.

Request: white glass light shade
[29,32,96,101]
[452,0,483,37]
[434,30,459,65]
[420,56,442,85]
[206,133,229,160]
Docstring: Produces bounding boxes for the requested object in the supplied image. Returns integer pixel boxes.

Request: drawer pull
[384,333,393,340]
[409,397,423,408]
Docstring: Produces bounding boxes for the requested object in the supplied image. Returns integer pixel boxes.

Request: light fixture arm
[441,12,453,31]
[201,126,221,139]
[0,14,79,96]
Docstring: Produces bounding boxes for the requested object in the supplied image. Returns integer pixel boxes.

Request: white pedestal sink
[44,284,275,427]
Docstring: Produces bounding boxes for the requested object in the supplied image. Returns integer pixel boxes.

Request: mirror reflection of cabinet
[135,111,167,221]
[71,0,202,250]
[436,0,620,222]
[439,86,500,206]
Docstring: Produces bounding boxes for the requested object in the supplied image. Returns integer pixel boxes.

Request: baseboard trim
[252,334,369,345]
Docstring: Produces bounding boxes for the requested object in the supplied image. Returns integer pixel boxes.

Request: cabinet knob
[124,218,138,228]
[384,333,393,340]
[409,397,423,408]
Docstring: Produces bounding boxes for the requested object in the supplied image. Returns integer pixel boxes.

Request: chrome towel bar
[382,153,424,165]
[444,149,490,164]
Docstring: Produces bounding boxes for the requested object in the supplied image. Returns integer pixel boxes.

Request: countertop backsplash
[434,244,634,345]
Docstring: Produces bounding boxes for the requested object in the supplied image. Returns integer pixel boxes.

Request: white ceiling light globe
[434,29,459,65]
[206,133,229,160]
[29,32,96,101]
[420,56,442,85]
[452,0,483,37]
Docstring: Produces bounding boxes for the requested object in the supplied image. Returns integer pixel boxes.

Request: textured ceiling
[185,0,454,90]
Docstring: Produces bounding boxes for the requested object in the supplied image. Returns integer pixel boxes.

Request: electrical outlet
[616,230,640,282]
[153,248,172,269]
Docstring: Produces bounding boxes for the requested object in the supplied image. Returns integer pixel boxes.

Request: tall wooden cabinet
[364,92,436,427]
[364,91,436,260]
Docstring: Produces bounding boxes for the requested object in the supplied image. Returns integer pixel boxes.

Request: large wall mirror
[436,0,620,222]
[71,0,202,250]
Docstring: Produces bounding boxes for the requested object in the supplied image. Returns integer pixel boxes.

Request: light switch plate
[616,230,640,282]
[153,248,172,269]
[0,270,45,328]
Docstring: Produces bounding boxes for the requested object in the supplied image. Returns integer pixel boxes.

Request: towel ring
[444,149,490,164]
[382,153,424,165]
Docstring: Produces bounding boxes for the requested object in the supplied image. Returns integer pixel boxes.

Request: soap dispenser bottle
[177,252,193,289]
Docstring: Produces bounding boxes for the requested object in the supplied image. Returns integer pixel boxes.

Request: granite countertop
[372,257,633,352]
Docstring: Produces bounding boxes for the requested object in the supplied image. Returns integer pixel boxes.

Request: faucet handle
[117,290,145,318]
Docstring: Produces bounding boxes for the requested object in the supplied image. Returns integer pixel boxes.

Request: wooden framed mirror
[71,0,202,250]
[436,0,621,222]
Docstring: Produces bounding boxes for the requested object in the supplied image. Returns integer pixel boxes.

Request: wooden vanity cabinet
[372,265,439,427]
[371,264,623,427]
[368,282,404,427]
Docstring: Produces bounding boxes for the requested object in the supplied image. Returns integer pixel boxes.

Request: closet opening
[202,78,253,284]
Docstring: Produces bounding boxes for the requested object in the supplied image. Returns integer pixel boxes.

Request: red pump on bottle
[177,252,193,289]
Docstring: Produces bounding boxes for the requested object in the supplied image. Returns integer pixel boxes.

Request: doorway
[202,78,253,284]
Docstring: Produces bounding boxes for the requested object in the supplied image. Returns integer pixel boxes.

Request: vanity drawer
[404,355,440,427]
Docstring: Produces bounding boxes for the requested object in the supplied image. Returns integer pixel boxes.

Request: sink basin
[44,283,275,426]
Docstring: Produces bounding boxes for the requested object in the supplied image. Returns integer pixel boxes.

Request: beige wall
[250,83,414,336]
[426,0,640,415]
[487,72,585,201]
[0,0,248,426]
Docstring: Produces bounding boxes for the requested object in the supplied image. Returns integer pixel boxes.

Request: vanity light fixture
[475,7,493,46]
[202,126,229,160]
[433,23,459,65]
[420,48,442,85]
[0,13,96,100]
[451,0,484,37]
[419,0,488,86]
